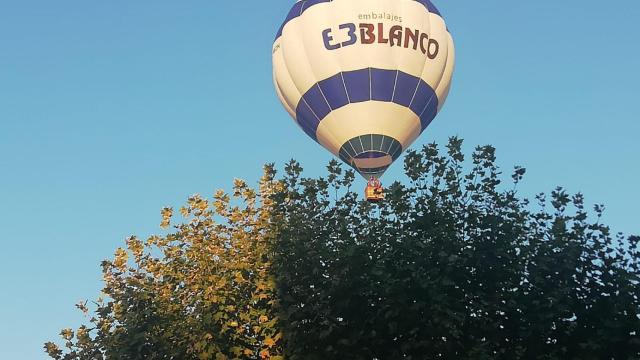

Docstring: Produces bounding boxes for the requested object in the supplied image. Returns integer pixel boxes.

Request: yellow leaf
[60,328,73,340]
[263,337,276,348]
[113,248,128,270]
[160,207,173,228]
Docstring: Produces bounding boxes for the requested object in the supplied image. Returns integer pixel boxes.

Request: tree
[271,138,640,359]
[46,138,639,359]
[45,173,285,360]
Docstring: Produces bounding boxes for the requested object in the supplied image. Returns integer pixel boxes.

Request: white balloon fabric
[273,0,455,178]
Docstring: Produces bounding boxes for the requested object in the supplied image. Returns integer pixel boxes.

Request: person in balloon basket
[365,176,384,202]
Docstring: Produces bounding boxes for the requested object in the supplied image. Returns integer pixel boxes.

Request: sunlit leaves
[46,165,284,359]
[160,207,173,229]
[112,248,128,271]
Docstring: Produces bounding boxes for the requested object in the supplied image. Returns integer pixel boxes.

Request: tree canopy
[46,138,639,359]
[45,175,284,360]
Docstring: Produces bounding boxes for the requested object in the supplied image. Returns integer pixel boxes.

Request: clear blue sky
[1,0,638,357]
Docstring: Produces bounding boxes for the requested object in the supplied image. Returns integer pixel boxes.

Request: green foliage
[46,138,639,359]
[45,171,284,359]
[272,137,640,359]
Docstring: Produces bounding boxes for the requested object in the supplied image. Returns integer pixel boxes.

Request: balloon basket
[365,177,384,202]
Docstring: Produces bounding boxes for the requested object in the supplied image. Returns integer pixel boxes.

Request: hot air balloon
[272,0,454,201]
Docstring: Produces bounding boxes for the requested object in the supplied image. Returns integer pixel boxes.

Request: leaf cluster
[272,137,640,359]
[46,138,639,360]
[45,172,285,359]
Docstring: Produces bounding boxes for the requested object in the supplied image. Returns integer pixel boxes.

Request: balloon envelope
[273,0,454,178]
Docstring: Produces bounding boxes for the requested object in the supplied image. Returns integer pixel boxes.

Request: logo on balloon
[322,22,439,59]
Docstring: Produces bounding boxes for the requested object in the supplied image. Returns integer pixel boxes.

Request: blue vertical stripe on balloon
[301,0,331,13]
[350,138,365,154]
[302,84,331,120]
[414,0,441,16]
[295,100,320,141]
[318,73,350,110]
[275,1,306,39]
[409,80,438,118]
[371,69,397,102]
[361,134,373,151]
[419,100,438,131]
[387,141,401,160]
[392,72,420,107]
[343,69,371,103]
